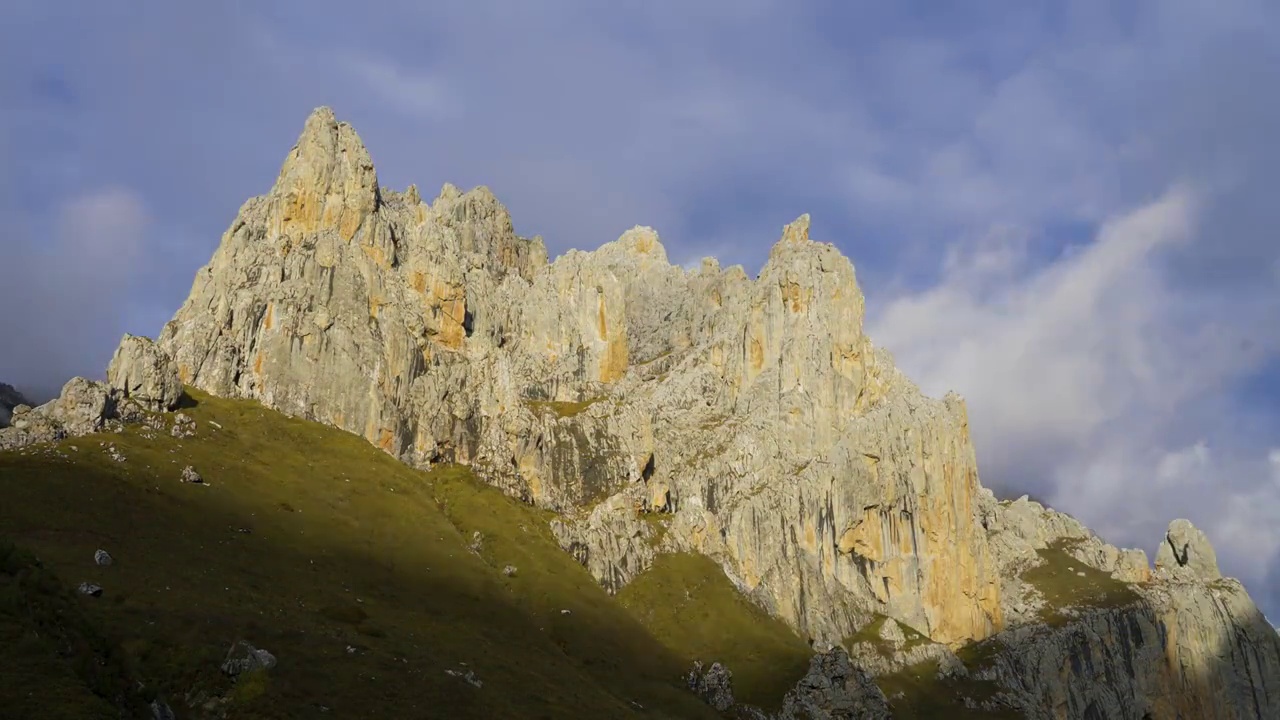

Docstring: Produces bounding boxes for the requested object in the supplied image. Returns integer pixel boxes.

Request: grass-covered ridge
[0,389,750,719]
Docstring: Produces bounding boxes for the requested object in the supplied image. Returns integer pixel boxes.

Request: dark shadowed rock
[221,640,277,676]
[77,582,103,597]
[686,660,735,711]
[0,382,30,428]
[150,700,176,720]
[776,648,891,720]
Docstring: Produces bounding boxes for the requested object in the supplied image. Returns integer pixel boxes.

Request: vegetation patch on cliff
[1021,541,1142,627]
[523,397,605,418]
[616,552,813,710]
[639,511,670,548]
[842,613,931,656]
[876,657,1019,719]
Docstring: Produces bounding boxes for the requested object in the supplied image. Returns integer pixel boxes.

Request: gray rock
[150,700,176,720]
[774,647,891,720]
[846,623,963,679]
[502,565,517,577]
[77,582,103,597]
[445,667,483,688]
[981,579,1280,719]
[94,549,112,566]
[221,640,277,676]
[686,660,735,711]
[1155,518,1221,581]
[0,375,152,451]
[180,465,204,484]
[877,617,906,648]
[0,383,30,428]
[106,333,184,412]
[170,412,196,438]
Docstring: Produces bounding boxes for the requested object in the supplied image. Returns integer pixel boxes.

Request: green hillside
[0,390,810,719]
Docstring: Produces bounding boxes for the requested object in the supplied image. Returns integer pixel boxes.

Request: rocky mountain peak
[269,105,380,242]
[780,213,812,246]
[604,226,668,267]
[45,105,1272,718]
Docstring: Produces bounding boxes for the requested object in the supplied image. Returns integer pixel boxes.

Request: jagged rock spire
[1156,518,1222,581]
[270,106,380,241]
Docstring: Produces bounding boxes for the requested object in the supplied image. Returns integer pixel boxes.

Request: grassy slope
[0,389,815,719]
[615,553,813,710]
[0,540,153,719]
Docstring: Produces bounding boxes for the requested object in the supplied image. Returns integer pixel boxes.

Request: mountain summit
[4,107,1278,718]
[158,106,997,650]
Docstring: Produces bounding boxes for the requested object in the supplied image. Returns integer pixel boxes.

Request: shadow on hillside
[0,439,727,719]
[172,393,200,411]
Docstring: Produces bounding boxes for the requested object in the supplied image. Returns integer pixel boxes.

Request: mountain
[1,107,1278,718]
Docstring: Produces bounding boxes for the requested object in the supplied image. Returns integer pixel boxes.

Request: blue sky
[4,1,1280,618]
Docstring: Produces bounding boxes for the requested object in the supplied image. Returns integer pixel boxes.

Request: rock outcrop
[970,576,1280,720]
[773,648,891,720]
[145,107,1280,717]
[0,383,29,428]
[107,334,185,412]
[940,497,1280,718]
[0,336,185,451]
[1155,518,1221,582]
[0,377,120,450]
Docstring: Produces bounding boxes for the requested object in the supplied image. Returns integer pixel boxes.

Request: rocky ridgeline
[0,335,185,451]
[6,107,1278,717]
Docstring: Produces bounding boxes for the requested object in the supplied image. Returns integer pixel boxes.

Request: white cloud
[871,185,1200,469]
[1154,441,1211,489]
[869,185,1280,605]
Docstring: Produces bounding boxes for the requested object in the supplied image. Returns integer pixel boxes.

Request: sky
[2,1,1279,618]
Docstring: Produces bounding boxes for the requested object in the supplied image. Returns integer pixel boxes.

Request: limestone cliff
[156,107,997,649]
[148,107,1278,717]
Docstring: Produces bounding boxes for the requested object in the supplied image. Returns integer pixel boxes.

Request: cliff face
[156,107,998,649]
[985,581,1280,720]
[147,107,1278,716]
